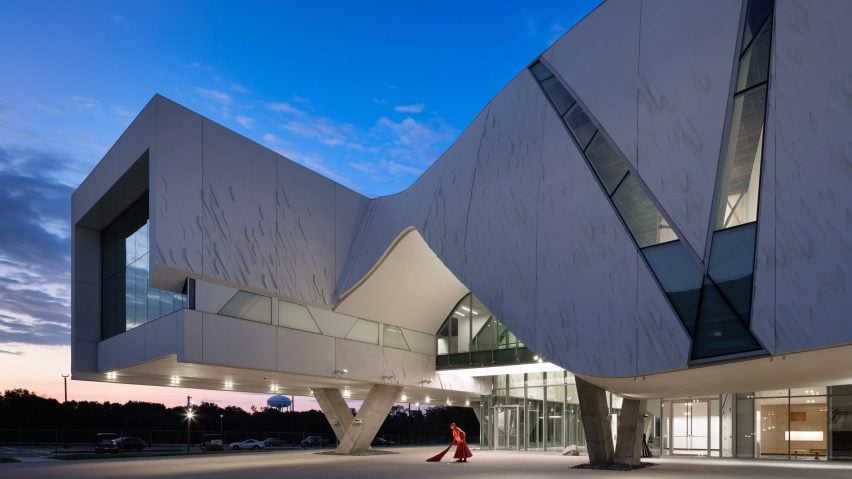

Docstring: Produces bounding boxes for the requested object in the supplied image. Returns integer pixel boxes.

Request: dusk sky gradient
[0,0,600,410]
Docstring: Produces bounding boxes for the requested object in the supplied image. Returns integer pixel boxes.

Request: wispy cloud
[526,18,538,37]
[111,106,133,118]
[235,115,254,129]
[394,103,425,114]
[0,348,23,355]
[375,116,456,165]
[548,22,568,44]
[110,14,126,24]
[290,95,313,109]
[273,147,346,184]
[231,84,250,94]
[195,88,231,105]
[265,102,303,115]
[280,118,352,147]
[350,159,422,177]
[184,62,214,71]
[0,146,72,347]
[371,98,387,105]
[64,96,101,113]
[262,133,280,144]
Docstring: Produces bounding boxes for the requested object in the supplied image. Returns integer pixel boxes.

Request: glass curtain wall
[436,293,535,369]
[752,388,828,460]
[736,387,833,460]
[101,194,187,339]
[830,385,852,460]
[662,396,722,457]
[486,371,585,451]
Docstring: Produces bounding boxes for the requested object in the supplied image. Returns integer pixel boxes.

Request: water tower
[267,394,293,411]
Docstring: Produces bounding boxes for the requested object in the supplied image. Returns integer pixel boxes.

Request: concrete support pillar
[576,377,614,464]
[316,384,402,455]
[313,388,353,444]
[614,398,647,466]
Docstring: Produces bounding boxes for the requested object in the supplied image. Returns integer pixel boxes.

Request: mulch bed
[316,449,399,456]
[572,462,656,471]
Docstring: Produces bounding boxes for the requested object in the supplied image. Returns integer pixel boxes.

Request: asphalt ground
[2,446,852,479]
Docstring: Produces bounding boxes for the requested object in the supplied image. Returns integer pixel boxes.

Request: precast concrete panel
[201,313,277,371]
[419,110,488,276]
[771,0,852,352]
[276,327,335,376]
[73,102,151,225]
[178,309,203,363]
[202,120,278,294]
[543,0,641,169]
[334,338,386,381]
[751,19,778,353]
[150,97,204,291]
[461,71,545,353]
[276,156,337,305]
[535,87,640,377]
[637,0,743,255]
[334,184,370,295]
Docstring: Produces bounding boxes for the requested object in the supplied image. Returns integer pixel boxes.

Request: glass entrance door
[493,405,520,450]
[671,400,709,455]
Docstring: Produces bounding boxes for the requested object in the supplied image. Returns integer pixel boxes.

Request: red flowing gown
[452,427,473,459]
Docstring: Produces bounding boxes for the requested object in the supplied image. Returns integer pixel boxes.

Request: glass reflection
[612,174,677,248]
[101,194,186,339]
[716,86,766,229]
[436,293,535,368]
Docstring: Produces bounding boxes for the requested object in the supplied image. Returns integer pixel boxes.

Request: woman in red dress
[425,422,473,462]
[451,422,473,462]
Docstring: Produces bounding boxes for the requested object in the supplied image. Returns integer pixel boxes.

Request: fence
[0,429,460,452]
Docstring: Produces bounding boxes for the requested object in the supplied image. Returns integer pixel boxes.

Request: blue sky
[0,0,600,405]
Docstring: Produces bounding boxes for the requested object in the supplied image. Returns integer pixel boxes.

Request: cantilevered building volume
[71,0,852,463]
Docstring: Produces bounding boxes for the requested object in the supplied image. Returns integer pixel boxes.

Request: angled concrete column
[576,377,614,464]
[322,384,401,455]
[314,388,354,444]
[614,398,647,466]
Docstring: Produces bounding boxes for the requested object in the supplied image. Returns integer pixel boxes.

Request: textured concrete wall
[76,0,852,383]
[637,0,742,256]
[341,70,690,377]
[752,0,852,354]
[149,96,369,306]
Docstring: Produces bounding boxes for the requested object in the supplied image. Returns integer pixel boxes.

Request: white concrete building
[71,0,852,462]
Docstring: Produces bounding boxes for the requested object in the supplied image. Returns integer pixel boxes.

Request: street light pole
[61,374,69,403]
[219,414,223,441]
[186,395,193,453]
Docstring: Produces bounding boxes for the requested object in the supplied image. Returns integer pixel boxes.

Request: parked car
[94,433,119,453]
[371,437,394,447]
[263,437,283,448]
[300,435,328,449]
[229,439,265,450]
[201,434,224,451]
[115,436,147,452]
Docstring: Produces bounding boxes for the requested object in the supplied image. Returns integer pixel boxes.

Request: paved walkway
[2,447,852,478]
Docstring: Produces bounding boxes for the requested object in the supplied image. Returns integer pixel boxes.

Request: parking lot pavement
[2,447,852,479]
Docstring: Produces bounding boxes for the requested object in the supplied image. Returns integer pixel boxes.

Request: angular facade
[71,0,852,460]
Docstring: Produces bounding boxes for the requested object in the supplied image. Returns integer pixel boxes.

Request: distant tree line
[0,389,478,440]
